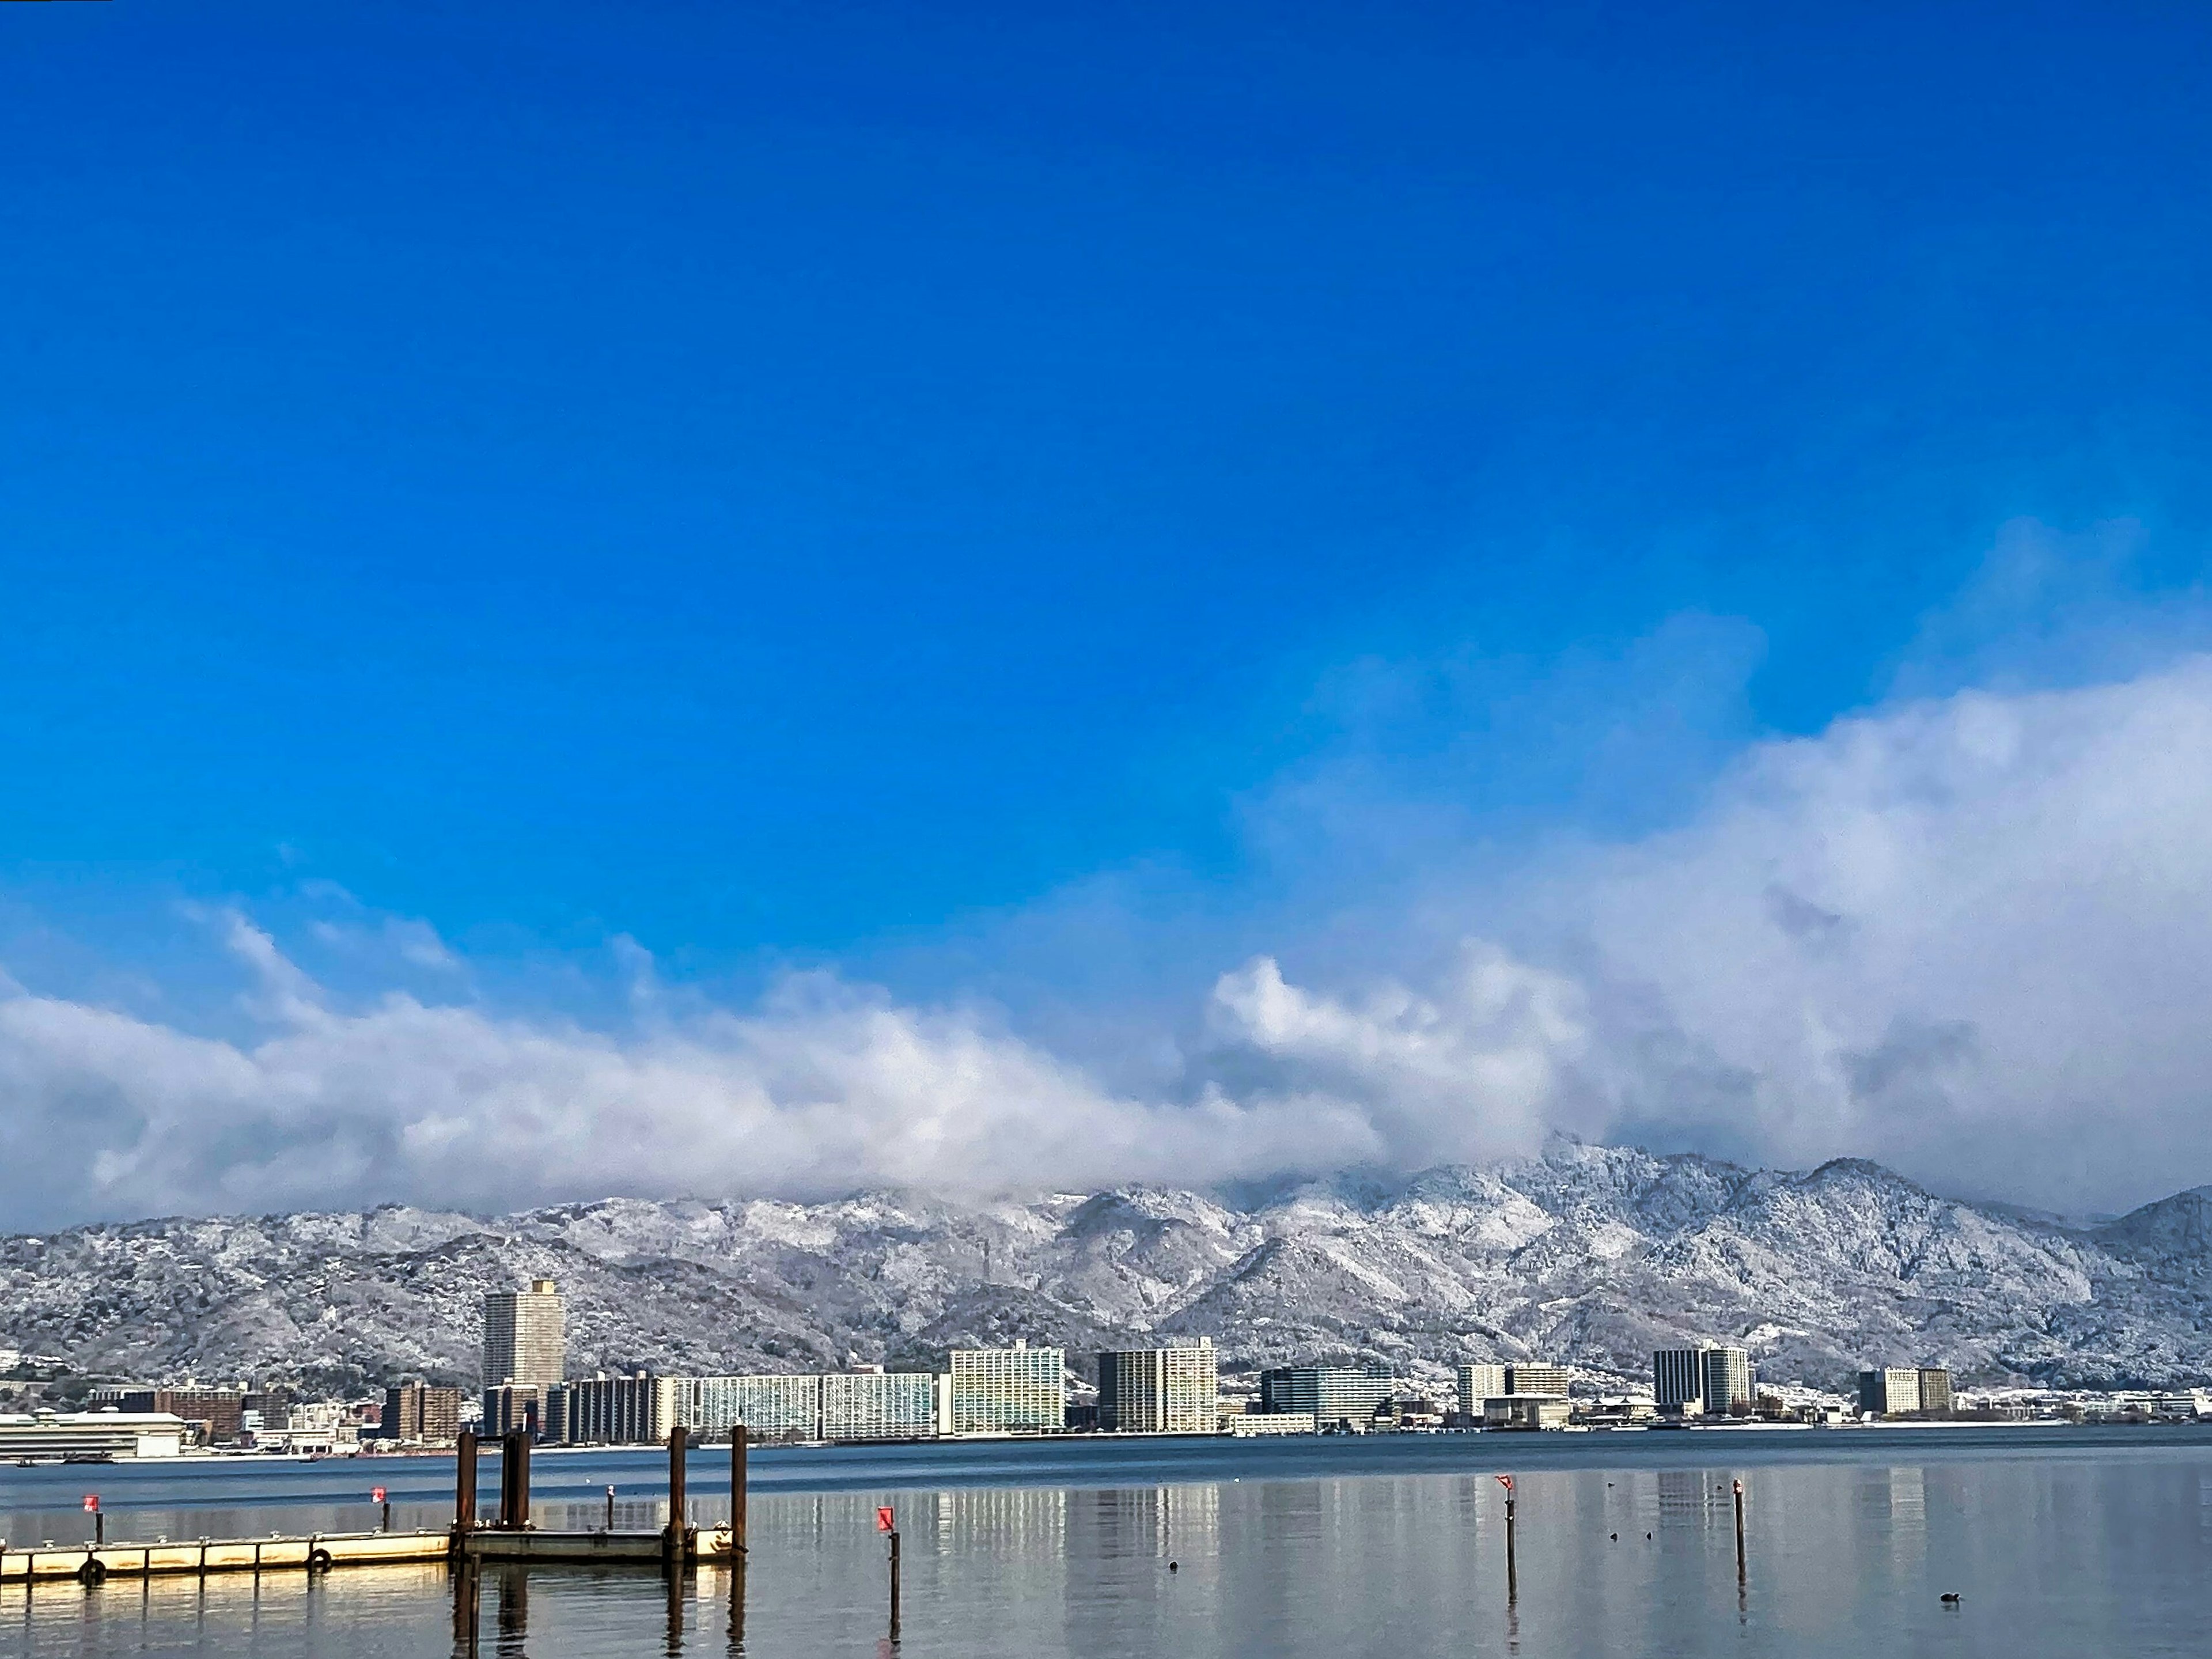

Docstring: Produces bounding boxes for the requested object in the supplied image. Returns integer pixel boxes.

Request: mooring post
[1733,1479,1746,1583]
[666,1423,690,1565]
[732,1425,749,1558]
[605,1486,616,1533]
[455,1428,478,1544]
[498,1430,531,1530]
[889,1528,902,1642]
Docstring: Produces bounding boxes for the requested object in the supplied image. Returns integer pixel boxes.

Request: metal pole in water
[1733,1479,1746,1584]
[889,1528,902,1642]
[606,1486,616,1533]
[1501,1476,1517,1605]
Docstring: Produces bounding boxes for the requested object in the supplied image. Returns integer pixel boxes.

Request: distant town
[5,1277,2207,1462]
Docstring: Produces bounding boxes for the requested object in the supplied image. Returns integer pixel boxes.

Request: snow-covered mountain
[4,1142,2208,1395]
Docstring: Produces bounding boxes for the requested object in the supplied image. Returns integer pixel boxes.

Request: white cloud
[0,921,1379,1225]
[7,638,2212,1223]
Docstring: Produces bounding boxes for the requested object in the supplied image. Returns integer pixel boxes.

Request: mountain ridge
[3,1142,2207,1397]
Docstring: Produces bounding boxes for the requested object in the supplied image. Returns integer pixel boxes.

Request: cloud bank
[6,645,2212,1225]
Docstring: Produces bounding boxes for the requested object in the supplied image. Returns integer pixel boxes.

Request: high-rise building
[946,1342,1065,1434]
[1259,1365,1395,1429]
[1858,1367,1935,1416]
[1918,1368,1953,1415]
[821,1371,938,1441]
[1702,1347,1753,1415]
[1652,1348,1707,1413]
[482,1279,566,1391]
[1096,1339,1218,1434]
[381,1382,464,1444]
[1653,1344,1753,1415]
[1456,1365,1508,1419]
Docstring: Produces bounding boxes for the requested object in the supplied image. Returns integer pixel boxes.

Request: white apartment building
[1098,1339,1218,1434]
[821,1370,938,1441]
[681,1374,823,1441]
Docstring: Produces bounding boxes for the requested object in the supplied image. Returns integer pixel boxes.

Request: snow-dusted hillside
[3,1143,2207,1394]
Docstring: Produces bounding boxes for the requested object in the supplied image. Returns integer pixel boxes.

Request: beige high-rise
[482,1279,566,1389]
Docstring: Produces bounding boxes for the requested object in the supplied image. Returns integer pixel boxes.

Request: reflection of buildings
[1656,1468,1709,1519]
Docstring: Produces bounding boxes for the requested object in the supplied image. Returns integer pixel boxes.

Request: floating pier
[5,1422,751,1586]
[2,1529,448,1585]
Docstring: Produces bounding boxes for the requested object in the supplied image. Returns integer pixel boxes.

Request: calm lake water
[4,1426,2209,1657]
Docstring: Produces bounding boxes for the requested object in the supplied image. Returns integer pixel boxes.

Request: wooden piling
[666,1424,690,1563]
[499,1431,532,1530]
[456,1429,478,1539]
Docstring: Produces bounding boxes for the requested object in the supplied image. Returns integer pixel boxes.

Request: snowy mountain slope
[3,1142,2207,1395]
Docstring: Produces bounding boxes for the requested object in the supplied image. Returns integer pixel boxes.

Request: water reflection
[10,1441,2212,1657]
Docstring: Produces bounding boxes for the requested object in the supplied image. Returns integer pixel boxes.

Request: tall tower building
[483,1279,566,1391]
[1096,1339,1218,1433]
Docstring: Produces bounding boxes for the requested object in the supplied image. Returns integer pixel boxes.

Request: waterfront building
[1096,1339,1218,1434]
[1228,1411,1316,1435]
[1702,1346,1754,1414]
[1653,1348,1706,1413]
[380,1382,464,1444]
[681,1373,823,1441]
[482,1279,566,1391]
[1258,1365,1395,1429]
[0,1410,188,1460]
[482,1382,543,1440]
[1456,1365,1508,1419]
[1484,1395,1572,1430]
[1918,1368,1954,1415]
[1504,1364,1571,1397]
[1859,1367,1933,1416]
[1653,1344,1755,1415]
[821,1370,938,1441]
[559,1374,680,1444]
[114,1388,248,1445]
[946,1341,1065,1434]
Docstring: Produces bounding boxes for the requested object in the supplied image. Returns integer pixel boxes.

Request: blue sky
[4,2,2212,1224]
